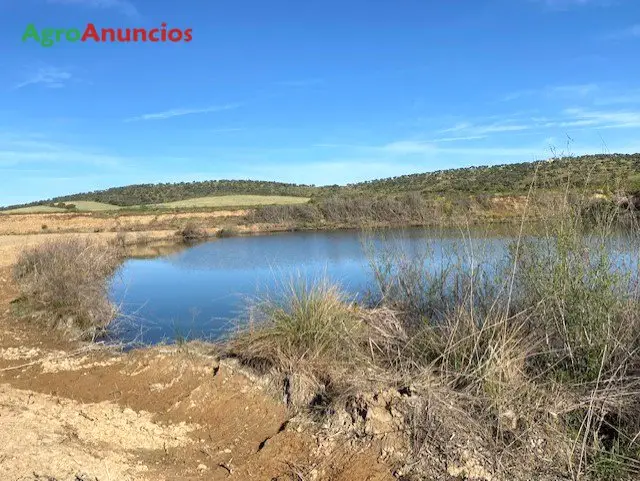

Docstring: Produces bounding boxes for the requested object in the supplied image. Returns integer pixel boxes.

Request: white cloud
[562,108,640,129]
[315,138,545,160]
[440,121,531,136]
[594,91,640,105]
[125,104,242,122]
[604,24,640,40]
[431,135,488,143]
[502,83,599,101]
[0,134,123,168]
[536,0,613,9]
[15,66,73,90]
[47,0,138,16]
[435,107,640,139]
[276,78,324,87]
[382,141,437,155]
[210,128,244,133]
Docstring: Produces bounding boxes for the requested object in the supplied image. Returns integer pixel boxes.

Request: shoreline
[0,256,393,480]
[2,204,640,480]
[0,205,538,268]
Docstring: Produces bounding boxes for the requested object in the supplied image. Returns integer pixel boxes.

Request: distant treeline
[350,153,640,195]
[3,154,640,210]
[4,180,327,209]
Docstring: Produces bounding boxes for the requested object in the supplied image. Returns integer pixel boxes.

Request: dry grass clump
[507,208,640,480]
[229,279,365,410]
[229,202,640,480]
[13,238,121,339]
[177,222,208,241]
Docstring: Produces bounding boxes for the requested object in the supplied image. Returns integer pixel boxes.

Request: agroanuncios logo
[22,23,193,47]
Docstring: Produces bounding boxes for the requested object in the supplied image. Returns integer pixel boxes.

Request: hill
[348,153,640,195]
[3,154,639,211]
[1,201,121,214]
[1,180,321,211]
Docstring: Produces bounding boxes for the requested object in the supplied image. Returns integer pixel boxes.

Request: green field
[153,195,310,209]
[1,201,121,214]
[1,205,67,214]
[71,201,121,212]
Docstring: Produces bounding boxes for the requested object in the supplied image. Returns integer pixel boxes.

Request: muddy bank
[0,267,392,480]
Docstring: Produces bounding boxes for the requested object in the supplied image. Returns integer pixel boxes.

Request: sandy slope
[0,211,247,236]
[0,268,392,481]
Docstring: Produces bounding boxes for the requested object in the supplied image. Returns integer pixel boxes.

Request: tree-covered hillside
[348,154,640,195]
[5,180,323,209]
[3,154,640,210]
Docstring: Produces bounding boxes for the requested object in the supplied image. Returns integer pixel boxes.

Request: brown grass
[229,200,640,480]
[12,238,121,339]
[177,222,209,240]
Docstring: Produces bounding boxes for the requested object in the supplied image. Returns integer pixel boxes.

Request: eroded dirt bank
[0,268,392,481]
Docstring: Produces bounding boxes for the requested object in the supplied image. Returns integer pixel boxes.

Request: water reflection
[110,226,640,345]
[109,227,513,345]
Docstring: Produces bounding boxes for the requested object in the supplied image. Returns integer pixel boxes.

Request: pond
[109,227,517,344]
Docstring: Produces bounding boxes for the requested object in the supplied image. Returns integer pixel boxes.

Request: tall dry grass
[13,238,121,339]
[229,199,640,480]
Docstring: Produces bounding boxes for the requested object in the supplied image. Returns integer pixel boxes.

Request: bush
[13,238,121,338]
[247,193,433,227]
[177,222,208,241]
[247,203,323,224]
[510,207,640,382]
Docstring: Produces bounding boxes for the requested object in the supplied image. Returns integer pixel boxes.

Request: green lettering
[41,28,55,47]
[22,24,40,43]
[66,29,81,42]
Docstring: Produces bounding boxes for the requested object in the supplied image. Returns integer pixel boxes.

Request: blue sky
[1,0,640,206]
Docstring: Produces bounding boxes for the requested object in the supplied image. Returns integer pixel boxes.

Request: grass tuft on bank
[12,238,121,339]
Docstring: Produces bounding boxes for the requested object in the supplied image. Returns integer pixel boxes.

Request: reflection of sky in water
[109,228,511,344]
[109,227,639,345]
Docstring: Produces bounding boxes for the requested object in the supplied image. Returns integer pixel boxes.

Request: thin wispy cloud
[0,133,123,168]
[603,24,640,40]
[382,141,437,155]
[440,121,531,136]
[535,0,613,9]
[210,128,244,133]
[125,104,242,122]
[503,83,598,101]
[315,139,544,159]
[563,108,640,129]
[47,0,138,16]
[276,78,324,87]
[432,135,488,143]
[594,91,640,105]
[436,106,640,139]
[14,67,73,90]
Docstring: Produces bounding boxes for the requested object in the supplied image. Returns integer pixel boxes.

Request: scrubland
[228,198,640,480]
[4,177,640,479]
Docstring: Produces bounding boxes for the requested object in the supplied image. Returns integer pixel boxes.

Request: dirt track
[0,215,393,481]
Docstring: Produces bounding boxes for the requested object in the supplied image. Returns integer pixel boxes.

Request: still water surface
[109,227,514,344]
